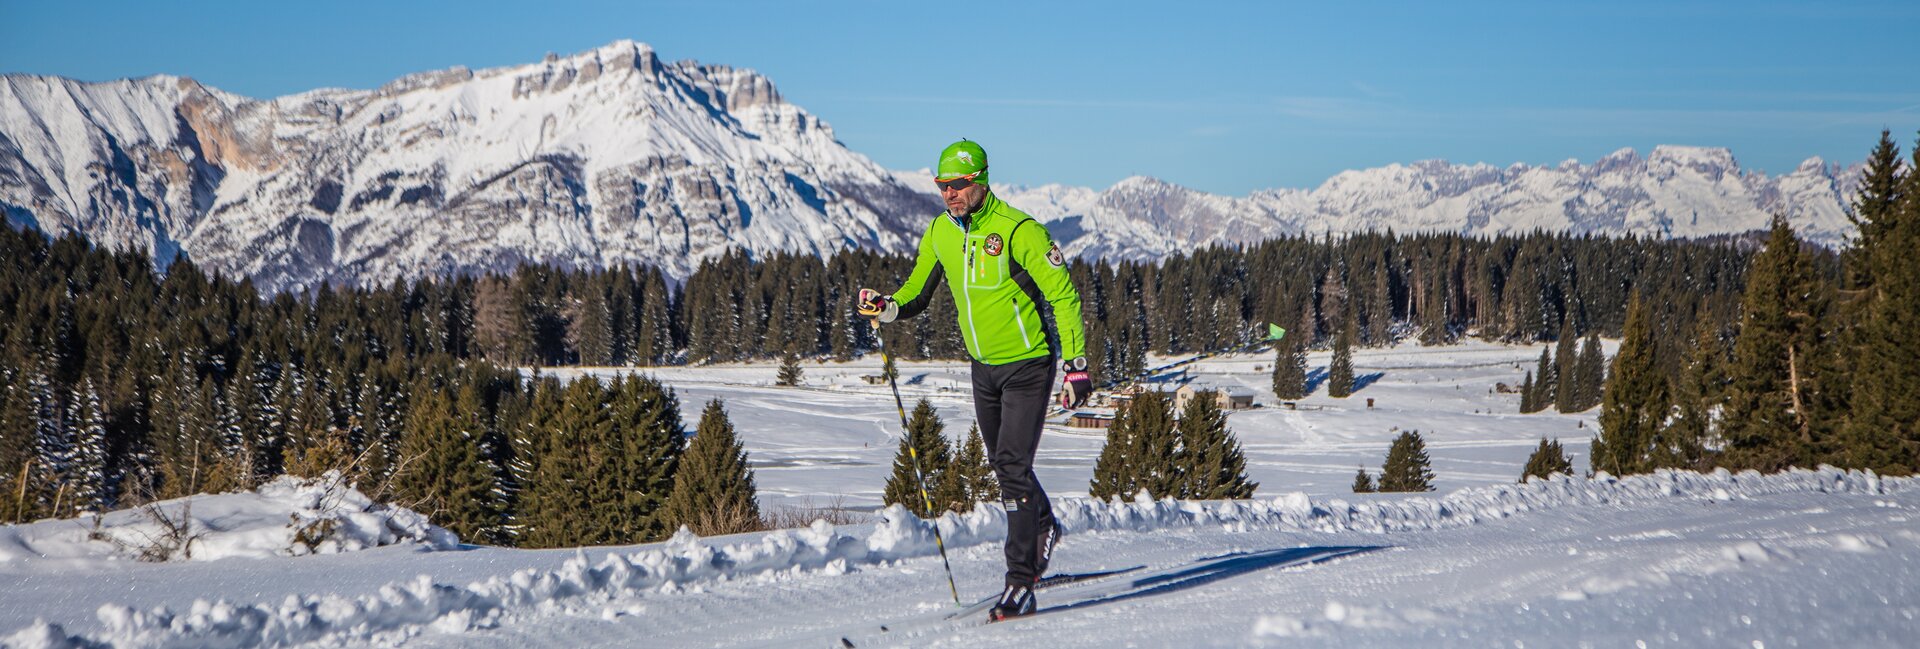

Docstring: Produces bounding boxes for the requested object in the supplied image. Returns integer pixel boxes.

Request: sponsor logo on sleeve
[1046,243,1065,267]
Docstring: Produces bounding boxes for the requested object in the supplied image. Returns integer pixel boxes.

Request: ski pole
[872,320,962,605]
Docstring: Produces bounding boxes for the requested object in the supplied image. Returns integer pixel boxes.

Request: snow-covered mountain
[995,147,1863,263]
[1,40,1865,292]
[0,41,935,292]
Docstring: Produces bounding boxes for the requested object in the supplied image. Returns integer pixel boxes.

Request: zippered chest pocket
[964,233,1009,289]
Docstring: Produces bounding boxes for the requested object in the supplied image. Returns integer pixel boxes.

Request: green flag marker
[1268,323,1287,341]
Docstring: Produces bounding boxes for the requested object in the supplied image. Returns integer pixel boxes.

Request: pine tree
[1573,332,1606,411]
[391,380,502,544]
[351,372,403,492]
[1661,320,1725,471]
[1270,336,1308,400]
[1520,438,1573,482]
[1533,346,1556,412]
[601,374,686,543]
[566,286,615,366]
[776,351,804,387]
[29,361,69,517]
[505,375,566,545]
[1351,467,1376,493]
[518,376,609,548]
[882,398,952,518]
[1175,391,1258,499]
[258,361,300,480]
[1327,323,1356,398]
[0,361,39,522]
[472,276,527,364]
[637,270,675,365]
[66,378,111,512]
[202,378,247,496]
[1722,217,1831,472]
[1377,430,1435,492]
[1841,131,1920,475]
[663,399,761,535]
[1090,390,1179,499]
[1554,321,1579,412]
[284,375,349,479]
[1592,296,1667,476]
[950,424,998,511]
[1519,371,1537,414]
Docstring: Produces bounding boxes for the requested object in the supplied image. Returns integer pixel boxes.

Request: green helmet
[936,139,989,185]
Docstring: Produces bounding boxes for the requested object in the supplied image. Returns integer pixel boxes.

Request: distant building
[1068,410,1116,429]
[1174,384,1256,412]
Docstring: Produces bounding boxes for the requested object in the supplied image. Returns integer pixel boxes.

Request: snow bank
[1059,465,1902,536]
[4,467,1903,649]
[0,472,456,564]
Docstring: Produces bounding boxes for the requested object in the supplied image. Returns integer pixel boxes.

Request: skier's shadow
[1047,546,1379,614]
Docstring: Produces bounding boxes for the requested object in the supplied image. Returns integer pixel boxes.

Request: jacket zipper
[961,233,984,357]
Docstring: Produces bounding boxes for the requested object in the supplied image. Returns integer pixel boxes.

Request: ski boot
[987,580,1036,622]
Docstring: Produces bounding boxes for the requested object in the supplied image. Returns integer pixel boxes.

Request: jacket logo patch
[1046,243,1065,267]
[985,233,1003,256]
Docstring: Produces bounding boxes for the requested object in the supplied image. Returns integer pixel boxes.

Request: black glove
[1059,357,1092,409]
[856,288,897,322]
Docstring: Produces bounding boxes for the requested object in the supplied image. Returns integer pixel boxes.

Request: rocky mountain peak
[0,41,1867,295]
[1,40,934,293]
[1649,145,1739,178]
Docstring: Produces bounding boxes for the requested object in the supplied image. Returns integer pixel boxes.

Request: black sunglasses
[935,170,984,192]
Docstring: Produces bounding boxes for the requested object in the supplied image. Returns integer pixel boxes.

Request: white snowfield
[1,468,1912,648]
[0,473,455,565]
[2,344,1915,648]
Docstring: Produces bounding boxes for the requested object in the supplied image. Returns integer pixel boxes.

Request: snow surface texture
[0,472,455,564]
[1,39,1864,293]
[3,467,1910,648]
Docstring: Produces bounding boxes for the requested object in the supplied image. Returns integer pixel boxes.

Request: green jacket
[890,191,1086,365]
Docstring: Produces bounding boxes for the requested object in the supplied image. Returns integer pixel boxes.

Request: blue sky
[5,0,1918,195]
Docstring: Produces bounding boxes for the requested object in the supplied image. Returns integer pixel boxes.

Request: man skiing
[858,139,1093,621]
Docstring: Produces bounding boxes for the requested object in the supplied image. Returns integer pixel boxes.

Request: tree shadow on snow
[1307,369,1385,396]
[1045,546,1380,615]
[1352,371,1386,392]
[1303,367,1329,394]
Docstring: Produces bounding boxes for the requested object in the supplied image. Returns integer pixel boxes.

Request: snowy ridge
[994,145,1864,263]
[1,41,936,293]
[4,466,1904,648]
[0,473,455,564]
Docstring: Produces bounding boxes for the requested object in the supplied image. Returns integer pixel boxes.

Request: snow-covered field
[550,341,1608,510]
[5,342,1916,648]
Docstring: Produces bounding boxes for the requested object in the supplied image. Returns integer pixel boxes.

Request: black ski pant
[971,355,1058,586]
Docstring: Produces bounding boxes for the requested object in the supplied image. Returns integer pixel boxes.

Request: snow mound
[1057,465,1900,536]
[0,472,456,565]
[5,467,1904,648]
